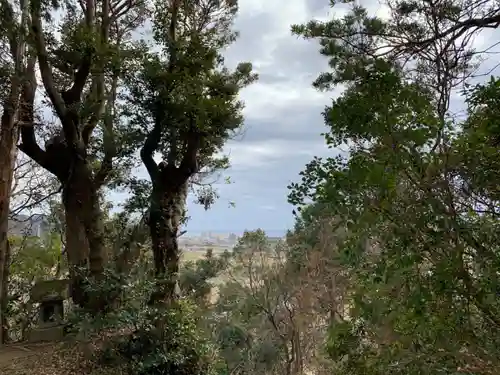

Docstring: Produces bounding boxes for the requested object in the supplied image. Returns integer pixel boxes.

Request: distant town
[179,232,239,250]
[7,214,284,251]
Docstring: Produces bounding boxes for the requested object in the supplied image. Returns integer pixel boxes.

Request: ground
[0,341,90,374]
[0,335,128,375]
[0,343,50,367]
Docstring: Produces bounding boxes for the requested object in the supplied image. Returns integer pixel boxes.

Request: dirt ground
[0,343,49,366]
[0,340,122,375]
[0,342,60,374]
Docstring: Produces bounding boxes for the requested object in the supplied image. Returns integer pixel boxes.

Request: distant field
[180,247,226,263]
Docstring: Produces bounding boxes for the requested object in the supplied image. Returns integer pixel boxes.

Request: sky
[111,0,500,236]
[111,0,394,236]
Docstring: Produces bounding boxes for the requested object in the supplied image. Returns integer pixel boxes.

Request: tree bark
[0,240,11,344]
[63,186,90,307]
[0,86,22,347]
[62,160,106,310]
[148,179,188,304]
[0,114,19,345]
[0,233,10,345]
[0,0,30,342]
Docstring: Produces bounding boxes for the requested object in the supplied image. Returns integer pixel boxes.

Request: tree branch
[140,0,180,181]
[29,0,66,121]
[94,73,118,187]
[81,78,106,144]
[82,1,111,145]
[178,129,201,180]
[411,13,500,49]
[140,124,161,181]
[63,51,93,107]
[110,0,134,21]
[18,55,55,174]
[65,0,98,105]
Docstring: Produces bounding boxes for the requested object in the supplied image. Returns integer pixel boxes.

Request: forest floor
[0,341,73,374]
[0,343,50,367]
[0,336,125,374]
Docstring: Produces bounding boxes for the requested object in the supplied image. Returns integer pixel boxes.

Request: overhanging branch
[18,56,55,174]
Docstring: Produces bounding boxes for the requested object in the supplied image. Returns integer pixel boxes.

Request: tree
[289,1,500,373]
[16,0,146,310]
[0,0,33,344]
[125,0,257,303]
[210,230,324,375]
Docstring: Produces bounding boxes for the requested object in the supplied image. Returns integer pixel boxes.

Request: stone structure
[28,279,69,343]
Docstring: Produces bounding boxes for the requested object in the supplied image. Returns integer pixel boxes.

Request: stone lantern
[28,279,69,343]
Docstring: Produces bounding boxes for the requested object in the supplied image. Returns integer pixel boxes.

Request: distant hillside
[8,213,50,237]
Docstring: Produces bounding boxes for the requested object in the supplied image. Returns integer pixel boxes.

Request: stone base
[28,325,65,343]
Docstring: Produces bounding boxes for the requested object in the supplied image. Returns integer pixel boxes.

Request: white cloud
[221,139,329,170]
[240,82,329,120]
[238,0,310,28]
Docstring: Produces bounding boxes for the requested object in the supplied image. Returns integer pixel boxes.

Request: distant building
[8,213,51,237]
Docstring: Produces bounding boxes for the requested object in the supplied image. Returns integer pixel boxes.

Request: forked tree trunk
[148,181,188,304]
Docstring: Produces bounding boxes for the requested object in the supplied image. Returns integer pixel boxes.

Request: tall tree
[289,1,500,373]
[16,0,145,310]
[0,0,32,344]
[126,0,257,303]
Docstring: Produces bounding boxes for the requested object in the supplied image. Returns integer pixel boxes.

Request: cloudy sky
[115,0,498,236]
[123,0,465,236]
[26,0,385,235]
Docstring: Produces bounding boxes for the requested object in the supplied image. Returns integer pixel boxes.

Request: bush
[67,266,221,375]
[110,300,218,375]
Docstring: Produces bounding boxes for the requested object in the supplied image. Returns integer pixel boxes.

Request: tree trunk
[62,161,107,310]
[1,240,11,344]
[292,330,303,375]
[148,181,188,304]
[63,187,90,307]
[0,108,19,345]
[0,0,30,345]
